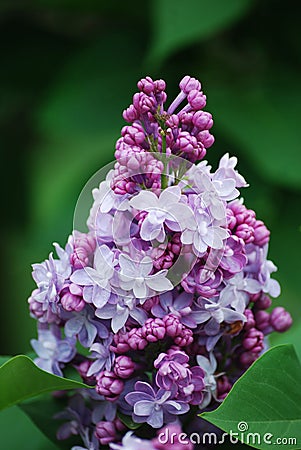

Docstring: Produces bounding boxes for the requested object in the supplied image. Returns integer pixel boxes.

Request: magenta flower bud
[270,307,292,332]
[243,328,264,353]
[192,110,213,130]
[95,418,125,445]
[96,371,124,402]
[179,75,201,94]
[166,114,179,128]
[253,220,270,246]
[76,360,96,386]
[141,318,166,342]
[244,309,255,331]
[236,223,254,244]
[111,332,131,354]
[187,89,206,110]
[254,294,272,310]
[137,76,155,94]
[154,79,166,92]
[217,375,232,400]
[175,327,193,347]
[114,355,135,379]
[122,124,146,146]
[197,129,214,148]
[70,232,96,269]
[133,92,156,113]
[142,295,159,312]
[128,328,148,350]
[163,314,182,338]
[123,104,139,122]
[255,310,270,332]
[60,286,85,312]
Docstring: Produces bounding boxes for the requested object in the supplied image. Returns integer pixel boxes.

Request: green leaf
[207,73,301,189]
[148,0,252,65]
[201,345,301,449]
[118,412,142,430]
[0,355,90,411]
[20,394,81,450]
[0,406,59,450]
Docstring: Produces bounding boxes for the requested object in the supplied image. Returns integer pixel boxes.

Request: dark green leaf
[207,74,301,189]
[201,345,301,449]
[0,355,90,411]
[0,406,59,450]
[20,394,81,450]
[117,412,142,430]
[148,0,252,64]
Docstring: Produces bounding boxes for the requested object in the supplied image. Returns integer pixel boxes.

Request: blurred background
[1,0,300,358]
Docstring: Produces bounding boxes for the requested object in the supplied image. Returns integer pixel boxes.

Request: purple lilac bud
[269,307,292,332]
[187,89,206,110]
[95,418,125,446]
[254,293,272,309]
[141,318,166,342]
[217,375,232,401]
[70,231,95,269]
[243,328,264,353]
[114,355,135,379]
[254,310,270,332]
[96,371,124,402]
[137,76,155,94]
[244,309,255,331]
[179,75,201,94]
[163,314,193,346]
[60,284,85,312]
[192,111,213,130]
[76,359,96,386]
[253,220,270,246]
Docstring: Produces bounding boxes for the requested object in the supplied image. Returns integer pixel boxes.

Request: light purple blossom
[151,290,196,328]
[215,153,248,189]
[219,272,262,313]
[196,353,218,408]
[70,245,117,307]
[129,186,194,242]
[192,296,246,335]
[31,326,76,376]
[118,254,173,299]
[87,336,115,377]
[95,294,147,333]
[181,208,229,256]
[125,381,190,428]
[65,305,108,348]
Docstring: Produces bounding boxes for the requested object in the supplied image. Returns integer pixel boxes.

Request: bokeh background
[1,0,300,363]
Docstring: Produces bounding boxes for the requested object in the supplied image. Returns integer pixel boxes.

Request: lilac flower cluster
[28,75,292,449]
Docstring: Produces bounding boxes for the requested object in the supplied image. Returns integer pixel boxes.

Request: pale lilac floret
[219,272,262,313]
[31,326,76,376]
[245,244,281,297]
[196,353,218,408]
[181,209,229,256]
[125,381,190,428]
[95,294,147,333]
[129,186,194,243]
[70,245,117,306]
[29,242,72,323]
[118,253,173,299]
[215,153,248,188]
[151,290,196,328]
[65,306,108,348]
[87,336,115,377]
[192,296,246,335]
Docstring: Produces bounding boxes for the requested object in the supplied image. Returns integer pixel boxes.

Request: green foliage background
[0,0,300,363]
